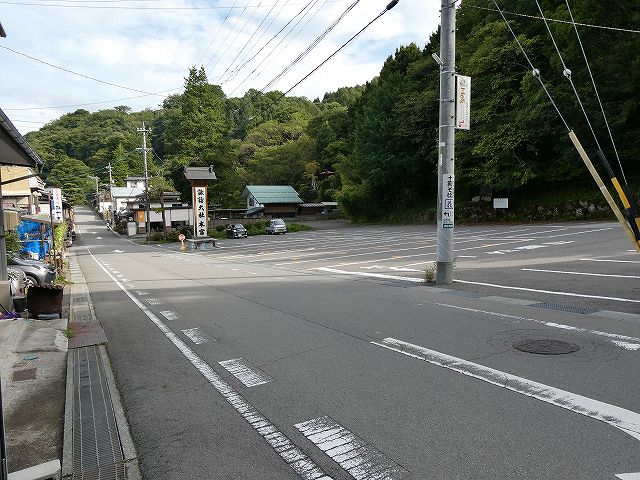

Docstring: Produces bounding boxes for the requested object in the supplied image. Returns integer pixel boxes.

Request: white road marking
[372,337,640,442]
[616,473,640,479]
[295,416,408,480]
[96,236,102,240]
[389,266,422,272]
[521,268,640,280]
[580,258,640,264]
[456,255,477,258]
[160,311,179,321]
[453,279,640,304]
[314,267,423,283]
[89,252,333,480]
[112,270,120,274]
[135,290,150,296]
[146,298,163,305]
[219,358,272,387]
[181,328,210,345]
[432,303,640,350]
[113,249,124,253]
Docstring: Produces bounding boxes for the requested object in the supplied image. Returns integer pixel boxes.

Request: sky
[0,0,441,134]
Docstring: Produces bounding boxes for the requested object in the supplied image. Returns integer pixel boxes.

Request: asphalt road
[73,207,639,480]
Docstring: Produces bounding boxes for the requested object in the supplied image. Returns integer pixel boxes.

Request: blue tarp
[16,220,50,259]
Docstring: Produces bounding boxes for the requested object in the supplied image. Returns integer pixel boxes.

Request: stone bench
[186,237,217,251]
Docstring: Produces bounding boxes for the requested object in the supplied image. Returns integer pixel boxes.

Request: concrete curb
[98,345,141,480]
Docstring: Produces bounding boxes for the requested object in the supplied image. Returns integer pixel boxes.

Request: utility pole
[107,162,114,186]
[136,123,151,243]
[435,0,457,284]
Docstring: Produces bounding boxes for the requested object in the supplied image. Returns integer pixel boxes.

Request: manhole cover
[514,339,580,355]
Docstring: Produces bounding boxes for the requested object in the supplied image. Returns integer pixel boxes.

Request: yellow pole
[569,131,640,252]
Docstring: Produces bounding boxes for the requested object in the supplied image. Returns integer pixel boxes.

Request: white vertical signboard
[51,188,63,222]
[456,75,471,130]
[442,174,454,228]
[193,186,208,238]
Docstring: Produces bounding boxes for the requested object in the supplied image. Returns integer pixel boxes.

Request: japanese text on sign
[455,75,471,130]
[50,188,63,222]
[442,174,454,228]
[193,186,208,237]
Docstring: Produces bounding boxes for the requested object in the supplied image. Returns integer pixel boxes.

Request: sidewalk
[0,250,140,480]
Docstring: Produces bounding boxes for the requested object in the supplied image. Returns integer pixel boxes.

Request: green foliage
[5,231,21,256]
[54,223,68,250]
[23,5,640,221]
[286,223,312,233]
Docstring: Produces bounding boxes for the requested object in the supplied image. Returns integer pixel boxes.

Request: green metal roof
[242,185,303,204]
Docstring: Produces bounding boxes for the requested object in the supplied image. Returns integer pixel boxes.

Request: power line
[492,0,570,131]
[534,0,601,148]
[228,0,319,95]
[261,0,359,93]
[216,0,285,84]
[203,0,253,72]
[564,0,627,185]
[196,0,241,67]
[0,43,164,95]
[248,0,399,123]
[0,0,336,9]
[465,3,640,35]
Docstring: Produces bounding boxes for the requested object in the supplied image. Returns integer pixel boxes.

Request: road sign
[178,234,185,241]
[455,75,471,130]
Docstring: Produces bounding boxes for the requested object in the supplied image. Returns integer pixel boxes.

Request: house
[0,165,45,214]
[242,185,303,219]
[125,191,193,235]
[110,185,145,213]
[124,176,146,189]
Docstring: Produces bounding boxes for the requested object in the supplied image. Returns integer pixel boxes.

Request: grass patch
[62,327,74,339]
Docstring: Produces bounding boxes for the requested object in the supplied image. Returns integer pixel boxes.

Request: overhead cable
[492,0,570,131]
[260,0,354,92]
[196,0,241,67]
[0,44,162,95]
[564,0,627,185]
[465,3,640,34]
[204,0,254,71]
[534,0,601,149]
[227,0,319,95]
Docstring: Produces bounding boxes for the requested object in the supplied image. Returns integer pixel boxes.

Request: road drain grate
[514,339,580,355]
[72,346,125,479]
[529,303,599,315]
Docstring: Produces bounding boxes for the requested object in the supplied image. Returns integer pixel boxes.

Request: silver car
[7,256,56,288]
[266,219,287,235]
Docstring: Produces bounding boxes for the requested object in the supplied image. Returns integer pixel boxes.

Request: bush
[5,231,21,256]
[286,223,312,233]
[246,221,268,236]
[151,232,165,241]
[179,226,193,239]
[166,230,180,242]
[215,224,226,232]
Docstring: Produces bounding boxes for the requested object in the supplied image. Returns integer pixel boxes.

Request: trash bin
[26,284,64,319]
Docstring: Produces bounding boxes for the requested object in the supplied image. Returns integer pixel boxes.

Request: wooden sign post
[183,166,217,250]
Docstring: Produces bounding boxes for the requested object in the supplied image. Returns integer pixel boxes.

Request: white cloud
[0,0,442,133]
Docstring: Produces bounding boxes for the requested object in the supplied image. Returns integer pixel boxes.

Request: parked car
[226,223,248,239]
[266,219,287,235]
[7,256,56,288]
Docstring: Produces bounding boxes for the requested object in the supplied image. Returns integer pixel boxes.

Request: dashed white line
[181,328,211,345]
[89,252,333,480]
[160,311,179,321]
[135,290,150,296]
[372,337,640,442]
[146,298,163,305]
[295,416,408,480]
[580,258,640,264]
[219,358,272,387]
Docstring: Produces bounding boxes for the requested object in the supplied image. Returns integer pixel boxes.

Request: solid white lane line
[453,279,640,304]
[181,328,211,345]
[219,358,272,387]
[314,267,423,283]
[521,268,640,279]
[432,303,640,350]
[580,258,640,264]
[295,416,408,480]
[544,227,614,238]
[160,311,179,321]
[89,252,332,480]
[616,473,640,479]
[371,337,640,442]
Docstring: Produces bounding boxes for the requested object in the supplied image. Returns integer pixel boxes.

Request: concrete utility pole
[107,162,113,186]
[136,123,151,243]
[435,0,457,284]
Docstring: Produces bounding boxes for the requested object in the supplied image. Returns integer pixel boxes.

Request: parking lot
[203,221,639,314]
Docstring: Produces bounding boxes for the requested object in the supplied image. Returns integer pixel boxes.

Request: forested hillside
[25,0,640,221]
